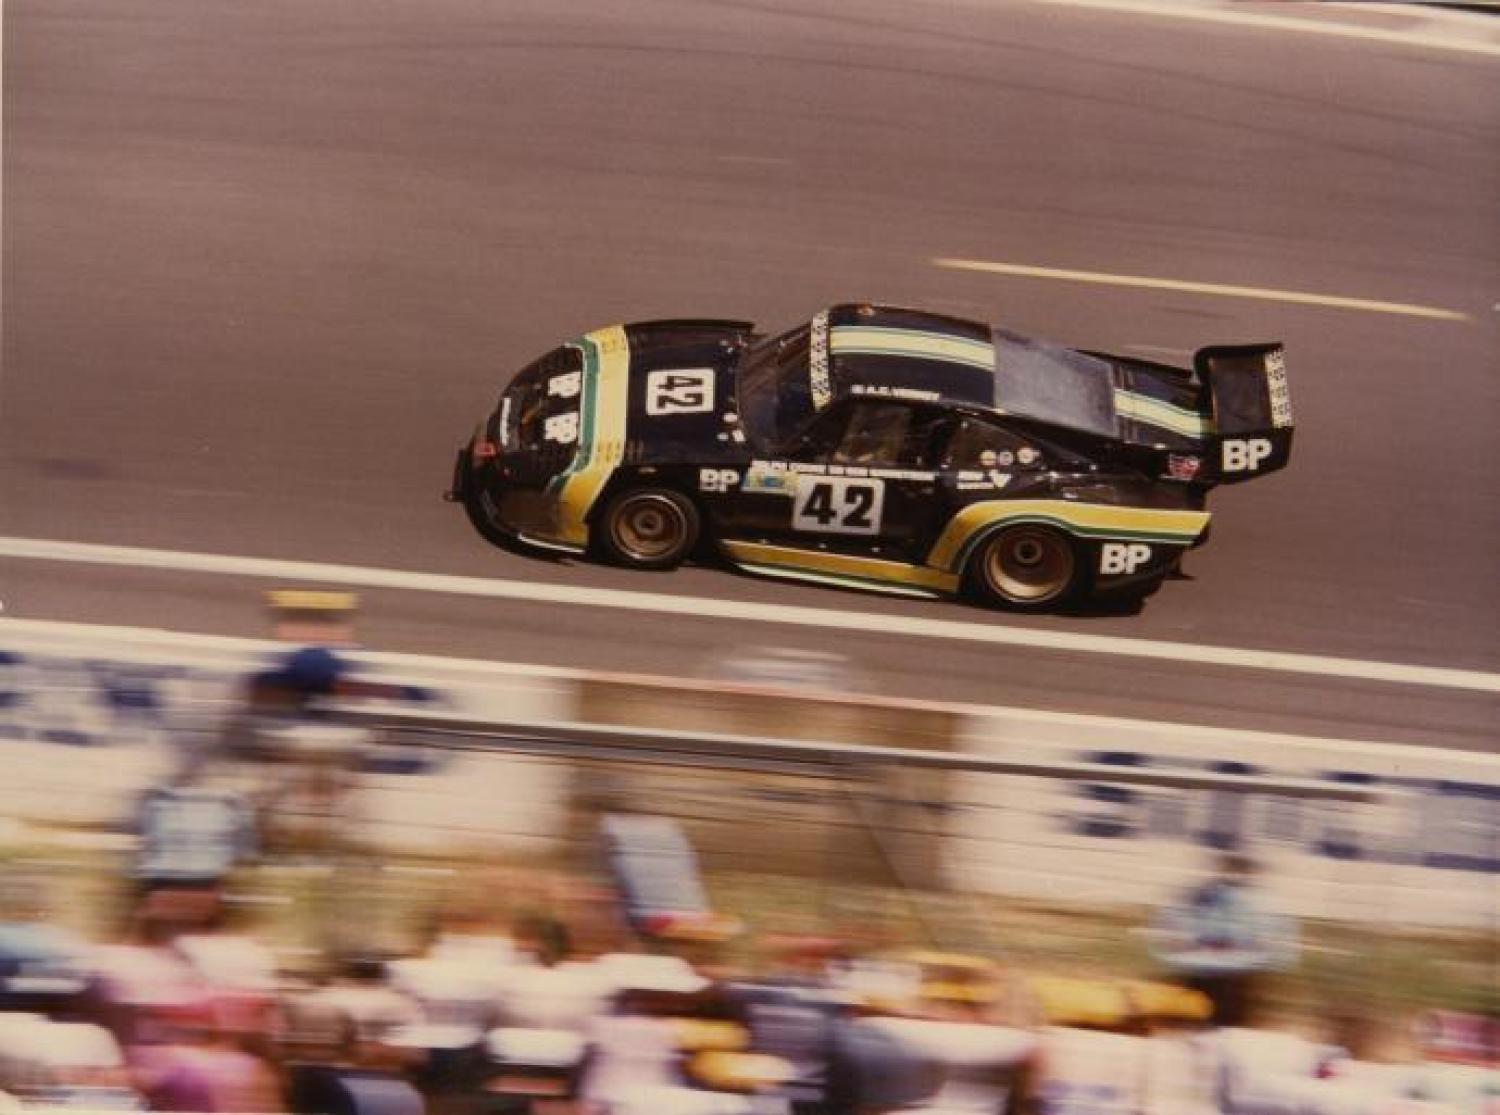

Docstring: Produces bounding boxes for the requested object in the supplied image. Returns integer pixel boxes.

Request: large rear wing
[1195,343,1293,484]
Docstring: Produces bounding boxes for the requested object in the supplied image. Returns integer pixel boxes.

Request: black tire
[968,524,1081,611]
[596,488,700,570]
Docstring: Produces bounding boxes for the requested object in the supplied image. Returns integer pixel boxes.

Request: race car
[446,304,1292,611]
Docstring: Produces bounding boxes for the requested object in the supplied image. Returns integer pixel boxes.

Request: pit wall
[0,618,1495,930]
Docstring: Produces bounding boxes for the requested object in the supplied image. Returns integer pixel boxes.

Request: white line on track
[1021,0,1500,59]
[2,535,1497,695]
[932,258,1472,321]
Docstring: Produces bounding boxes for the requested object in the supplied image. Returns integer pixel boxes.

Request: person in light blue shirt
[1151,854,1298,1027]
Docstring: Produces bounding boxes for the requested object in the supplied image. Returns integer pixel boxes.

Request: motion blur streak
[2,535,1498,695]
[932,258,1473,320]
[1027,0,1500,57]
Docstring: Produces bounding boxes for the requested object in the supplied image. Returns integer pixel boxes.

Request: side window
[941,417,1047,471]
[781,403,850,462]
[830,403,943,469]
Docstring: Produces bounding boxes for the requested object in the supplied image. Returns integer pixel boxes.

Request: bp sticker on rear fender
[1098,541,1155,576]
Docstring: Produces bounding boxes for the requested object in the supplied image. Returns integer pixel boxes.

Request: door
[759,398,949,561]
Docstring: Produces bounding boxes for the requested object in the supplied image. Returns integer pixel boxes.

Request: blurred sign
[600,813,712,936]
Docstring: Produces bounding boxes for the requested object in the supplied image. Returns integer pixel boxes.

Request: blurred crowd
[3,808,1495,1115]
[0,869,1045,1115]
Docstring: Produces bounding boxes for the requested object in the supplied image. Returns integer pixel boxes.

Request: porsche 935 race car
[446,305,1292,611]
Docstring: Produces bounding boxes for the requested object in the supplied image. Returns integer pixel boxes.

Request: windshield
[735,326,813,450]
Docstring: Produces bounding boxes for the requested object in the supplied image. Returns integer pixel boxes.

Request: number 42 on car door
[792,476,884,535]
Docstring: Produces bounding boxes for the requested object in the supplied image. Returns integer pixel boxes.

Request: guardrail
[325,703,1386,800]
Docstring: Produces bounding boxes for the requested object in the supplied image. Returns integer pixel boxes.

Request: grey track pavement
[3,0,1498,739]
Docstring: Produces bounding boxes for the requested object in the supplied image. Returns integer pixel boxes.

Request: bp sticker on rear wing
[1195,343,1293,483]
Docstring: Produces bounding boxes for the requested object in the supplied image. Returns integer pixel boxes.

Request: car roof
[824,303,997,409]
[822,304,1154,442]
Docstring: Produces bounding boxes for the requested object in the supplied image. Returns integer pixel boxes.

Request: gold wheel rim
[610,494,687,562]
[984,526,1074,602]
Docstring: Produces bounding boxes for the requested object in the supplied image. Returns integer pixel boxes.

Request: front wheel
[968,524,1081,612]
[596,488,700,570]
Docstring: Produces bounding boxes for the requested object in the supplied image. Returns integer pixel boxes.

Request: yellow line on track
[933,258,1471,321]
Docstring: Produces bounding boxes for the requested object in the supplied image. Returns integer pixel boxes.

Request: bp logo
[1099,543,1152,575]
[1221,437,1273,472]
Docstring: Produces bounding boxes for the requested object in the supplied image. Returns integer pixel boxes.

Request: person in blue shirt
[1151,854,1298,1027]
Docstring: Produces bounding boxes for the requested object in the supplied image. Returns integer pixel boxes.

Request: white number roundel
[544,412,579,444]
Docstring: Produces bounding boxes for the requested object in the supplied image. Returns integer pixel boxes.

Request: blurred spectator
[1150,854,1298,1028]
[133,1020,283,1113]
[1212,1027,1345,1115]
[384,917,522,1092]
[133,772,255,913]
[283,1006,425,1115]
[217,594,431,859]
[90,942,214,1050]
[218,641,356,778]
[304,957,424,1053]
[823,1015,941,1115]
[866,1015,1035,1115]
[581,982,688,1111]
[174,928,281,1040]
[0,1014,143,1110]
[495,922,605,1033]
[0,921,92,1016]
[283,954,429,1115]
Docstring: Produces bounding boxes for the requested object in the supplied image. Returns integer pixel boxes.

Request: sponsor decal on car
[646,368,715,415]
[1166,454,1202,482]
[1221,437,1273,472]
[743,464,797,494]
[547,370,582,399]
[1099,542,1153,575]
[809,310,832,410]
[543,412,579,444]
[956,470,1012,492]
[850,383,941,402]
[1266,348,1293,428]
[698,468,741,493]
[792,475,885,535]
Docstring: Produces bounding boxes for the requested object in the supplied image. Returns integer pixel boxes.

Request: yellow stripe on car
[722,541,961,595]
[830,326,995,371]
[927,500,1210,572]
[1115,391,1213,437]
[553,325,631,546]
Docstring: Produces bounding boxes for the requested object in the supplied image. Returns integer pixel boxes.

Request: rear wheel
[969,524,1081,611]
[597,488,700,570]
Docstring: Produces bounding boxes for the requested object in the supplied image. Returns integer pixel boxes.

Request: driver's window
[831,402,943,468]
[942,417,1046,471]
[781,403,849,462]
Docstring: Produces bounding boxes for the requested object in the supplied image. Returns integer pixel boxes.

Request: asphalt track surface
[4,0,1499,746]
